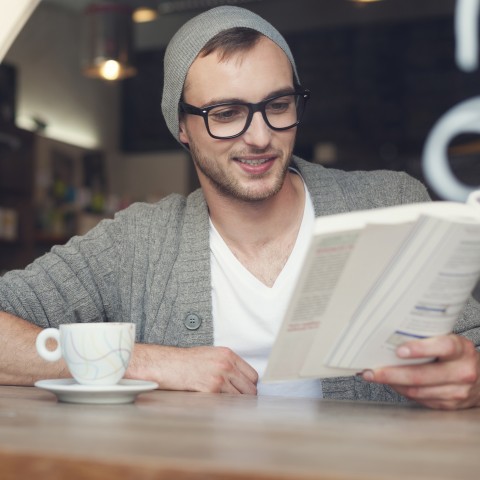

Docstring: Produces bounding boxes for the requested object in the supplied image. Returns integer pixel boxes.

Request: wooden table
[0,385,479,480]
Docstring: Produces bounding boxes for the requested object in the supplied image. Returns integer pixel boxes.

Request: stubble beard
[189,140,293,203]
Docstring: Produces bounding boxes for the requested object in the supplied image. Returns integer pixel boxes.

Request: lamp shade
[82,3,137,81]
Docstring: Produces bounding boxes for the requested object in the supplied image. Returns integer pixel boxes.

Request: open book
[263,190,480,381]
[0,0,40,62]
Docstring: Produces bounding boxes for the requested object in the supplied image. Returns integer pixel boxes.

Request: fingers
[228,372,257,395]
[227,357,258,395]
[235,356,259,384]
[363,335,478,387]
[213,355,258,395]
[194,346,258,395]
[391,383,480,410]
[363,356,475,387]
[361,335,480,410]
[225,352,258,395]
[396,334,468,361]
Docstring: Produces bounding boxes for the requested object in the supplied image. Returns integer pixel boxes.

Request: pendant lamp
[82,3,137,81]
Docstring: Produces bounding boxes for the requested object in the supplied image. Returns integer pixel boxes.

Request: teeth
[240,158,268,166]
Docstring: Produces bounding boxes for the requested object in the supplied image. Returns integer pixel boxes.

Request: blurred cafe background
[1,0,480,273]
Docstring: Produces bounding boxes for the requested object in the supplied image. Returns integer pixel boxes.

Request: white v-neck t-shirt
[210,182,323,398]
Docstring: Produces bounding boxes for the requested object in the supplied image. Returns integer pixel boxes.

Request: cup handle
[422,96,480,202]
[35,328,62,362]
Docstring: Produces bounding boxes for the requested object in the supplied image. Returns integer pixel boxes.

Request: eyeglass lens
[207,93,305,138]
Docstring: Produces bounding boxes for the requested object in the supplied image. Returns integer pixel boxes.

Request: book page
[297,221,414,378]
[0,0,40,62]
[263,228,366,381]
[325,219,480,370]
[301,216,480,377]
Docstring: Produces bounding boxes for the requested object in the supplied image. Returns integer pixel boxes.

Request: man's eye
[209,107,245,122]
[267,99,291,113]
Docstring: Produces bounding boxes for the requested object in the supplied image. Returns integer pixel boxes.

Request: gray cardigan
[2,157,480,402]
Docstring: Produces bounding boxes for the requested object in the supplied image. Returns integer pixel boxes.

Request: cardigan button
[184,313,202,330]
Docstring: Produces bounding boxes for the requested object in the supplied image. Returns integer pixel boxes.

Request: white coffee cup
[36,322,135,386]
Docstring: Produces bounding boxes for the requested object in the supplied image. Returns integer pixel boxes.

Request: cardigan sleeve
[0,211,125,328]
[0,197,184,330]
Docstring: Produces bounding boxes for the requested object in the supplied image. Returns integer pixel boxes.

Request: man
[0,6,479,409]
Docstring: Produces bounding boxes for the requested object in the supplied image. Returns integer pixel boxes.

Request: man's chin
[224,180,284,203]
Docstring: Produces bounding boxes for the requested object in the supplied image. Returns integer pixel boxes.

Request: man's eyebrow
[201,87,297,107]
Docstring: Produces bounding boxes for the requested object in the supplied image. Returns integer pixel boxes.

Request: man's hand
[361,334,480,410]
[127,344,258,395]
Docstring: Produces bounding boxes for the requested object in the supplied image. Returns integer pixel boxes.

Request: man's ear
[179,119,189,145]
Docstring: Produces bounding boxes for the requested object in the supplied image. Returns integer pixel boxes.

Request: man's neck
[206,171,306,286]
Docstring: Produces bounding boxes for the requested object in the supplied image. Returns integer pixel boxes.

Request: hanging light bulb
[82,3,137,81]
[99,59,122,80]
[133,1,158,23]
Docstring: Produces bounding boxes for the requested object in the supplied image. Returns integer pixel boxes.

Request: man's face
[179,37,297,203]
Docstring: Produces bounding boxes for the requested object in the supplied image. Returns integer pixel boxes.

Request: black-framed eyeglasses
[179,88,310,140]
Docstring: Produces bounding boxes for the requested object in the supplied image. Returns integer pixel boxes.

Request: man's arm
[0,311,69,385]
[0,312,258,394]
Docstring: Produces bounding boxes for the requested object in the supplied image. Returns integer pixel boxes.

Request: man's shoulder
[293,156,416,184]
[291,156,431,212]
[114,189,206,223]
[327,166,424,192]
[121,192,186,213]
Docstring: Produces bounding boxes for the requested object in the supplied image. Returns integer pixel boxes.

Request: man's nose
[242,111,272,148]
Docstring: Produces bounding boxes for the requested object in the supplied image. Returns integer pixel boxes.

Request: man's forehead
[183,37,292,96]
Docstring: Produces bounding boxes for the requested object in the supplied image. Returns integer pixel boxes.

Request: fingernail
[362,370,374,381]
[397,345,411,358]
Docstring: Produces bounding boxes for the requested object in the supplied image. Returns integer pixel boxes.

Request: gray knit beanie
[161,5,300,143]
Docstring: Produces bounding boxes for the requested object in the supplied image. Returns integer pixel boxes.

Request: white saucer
[34,378,158,404]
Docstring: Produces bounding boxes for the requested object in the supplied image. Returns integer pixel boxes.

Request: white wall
[4,2,191,201]
[5,3,115,151]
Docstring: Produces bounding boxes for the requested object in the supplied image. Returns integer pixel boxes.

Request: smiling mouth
[235,156,275,166]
